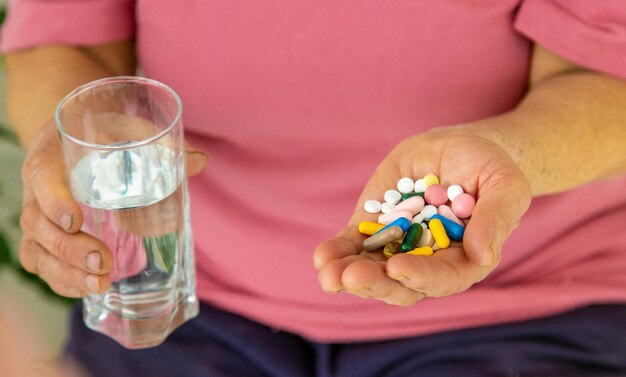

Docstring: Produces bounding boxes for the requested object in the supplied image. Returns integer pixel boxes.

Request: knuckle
[51,234,73,262]
[18,239,39,274]
[22,153,47,183]
[19,205,36,232]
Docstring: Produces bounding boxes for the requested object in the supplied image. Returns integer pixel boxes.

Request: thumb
[463,175,531,266]
[185,144,207,176]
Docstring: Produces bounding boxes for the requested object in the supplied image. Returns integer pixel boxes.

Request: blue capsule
[375,217,411,235]
[430,214,464,241]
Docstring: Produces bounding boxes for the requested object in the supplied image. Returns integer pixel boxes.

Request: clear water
[71,144,198,349]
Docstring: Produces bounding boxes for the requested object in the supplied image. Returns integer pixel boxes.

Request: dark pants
[65,302,626,377]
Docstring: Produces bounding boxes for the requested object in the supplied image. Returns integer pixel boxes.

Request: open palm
[313,127,531,306]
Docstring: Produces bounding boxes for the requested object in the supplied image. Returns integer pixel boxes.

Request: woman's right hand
[18,121,207,298]
[19,121,112,298]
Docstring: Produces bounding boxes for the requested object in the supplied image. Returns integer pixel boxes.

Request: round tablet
[414,178,426,193]
[424,184,448,206]
[447,184,464,202]
[412,213,425,224]
[364,200,382,214]
[451,193,476,219]
[420,204,438,220]
[397,177,415,194]
[423,174,440,188]
[381,202,396,214]
[384,189,402,205]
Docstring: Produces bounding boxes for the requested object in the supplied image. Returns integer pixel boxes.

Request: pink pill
[451,193,476,219]
[424,184,448,206]
[378,211,413,225]
[392,196,425,216]
[437,204,464,226]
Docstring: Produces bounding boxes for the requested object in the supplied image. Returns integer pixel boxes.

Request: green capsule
[401,223,423,252]
[383,241,402,259]
[400,192,424,202]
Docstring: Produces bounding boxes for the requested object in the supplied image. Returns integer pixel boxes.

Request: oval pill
[437,204,463,226]
[397,177,415,194]
[447,184,464,202]
[364,200,382,214]
[383,241,402,258]
[414,178,427,193]
[358,221,385,236]
[376,217,412,234]
[392,196,425,216]
[363,226,404,251]
[423,173,439,188]
[407,246,434,256]
[451,193,476,219]
[401,223,423,252]
[429,218,450,249]
[384,189,402,205]
[378,211,413,225]
[430,214,465,241]
[419,204,438,220]
[424,184,448,206]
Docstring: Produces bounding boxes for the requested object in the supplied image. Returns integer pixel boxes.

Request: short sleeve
[515,0,626,80]
[1,0,135,53]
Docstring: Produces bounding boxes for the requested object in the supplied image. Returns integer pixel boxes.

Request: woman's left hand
[313,126,531,306]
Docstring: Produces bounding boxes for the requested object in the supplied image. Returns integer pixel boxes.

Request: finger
[342,259,424,306]
[463,168,531,266]
[386,247,492,297]
[19,238,111,298]
[318,254,367,293]
[22,123,83,233]
[20,201,112,274]
[185,144,207,177]
[313,226,365,269]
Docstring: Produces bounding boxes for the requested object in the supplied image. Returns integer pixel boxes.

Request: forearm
[473,71,626,196]
[5,40,135,148]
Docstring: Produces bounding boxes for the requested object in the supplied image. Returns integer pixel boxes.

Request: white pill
[412,213,425,224]
[432,243,441,251]
[381,202,396,214]
[397,177,415,194]
[447,184,464,202]
[420,222,427,230]
[384,189,402,205]
[420,205,438,220]
[414,178,427,193]
[364,200,382,214]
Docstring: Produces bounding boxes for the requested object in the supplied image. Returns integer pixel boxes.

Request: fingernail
[85,251,103,273]
[187,149,207,160]
[59,213,73,231]
[85,275,100,293]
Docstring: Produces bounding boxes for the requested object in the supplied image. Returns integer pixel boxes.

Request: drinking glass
[55,76,198,349]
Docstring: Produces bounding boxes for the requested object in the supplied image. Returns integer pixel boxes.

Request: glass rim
[55,76,183,151]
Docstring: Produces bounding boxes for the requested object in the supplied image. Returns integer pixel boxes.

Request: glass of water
[55,76,198,349]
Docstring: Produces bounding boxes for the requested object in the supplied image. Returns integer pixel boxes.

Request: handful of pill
[360,174,476,258]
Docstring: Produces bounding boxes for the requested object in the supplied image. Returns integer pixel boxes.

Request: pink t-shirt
[3,0,626,342]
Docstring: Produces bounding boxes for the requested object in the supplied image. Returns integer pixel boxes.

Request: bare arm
[474,45,626,196]
[5,40,136,147]
[315,44,626,305]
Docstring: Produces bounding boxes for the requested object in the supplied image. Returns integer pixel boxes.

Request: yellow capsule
[358,221,385,236]
[423,173,440,188]
[407,246,434,256]
[428,218,450,249]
